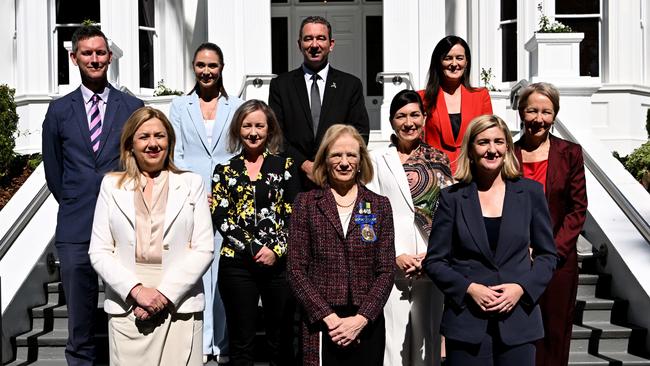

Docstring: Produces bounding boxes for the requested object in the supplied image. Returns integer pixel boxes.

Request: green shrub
[0,84,19,177]
[624,141,650,183]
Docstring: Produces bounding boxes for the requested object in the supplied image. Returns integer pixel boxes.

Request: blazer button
[163,244,170,250]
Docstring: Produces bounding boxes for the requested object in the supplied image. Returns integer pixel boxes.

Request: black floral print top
[211,151,300,259]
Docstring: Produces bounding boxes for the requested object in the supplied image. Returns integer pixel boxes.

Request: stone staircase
[7,281,108,366]
[568,248,650,366]
[5,249,650,365]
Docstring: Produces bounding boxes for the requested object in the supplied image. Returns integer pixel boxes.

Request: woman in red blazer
[288,124,395,366]
[514,82,588,366]
[419,36,493,173]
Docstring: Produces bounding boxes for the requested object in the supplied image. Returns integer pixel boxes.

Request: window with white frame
[500,0,517,82]
[53,0,100,85]
[553,0,600,77]
[139,0,156,89]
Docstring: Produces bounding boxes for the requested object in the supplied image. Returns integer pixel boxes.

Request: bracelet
[132,286,143,303]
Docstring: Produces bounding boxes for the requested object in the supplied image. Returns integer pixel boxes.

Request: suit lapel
[317,188,345,239]
[458,85,473,145]
[382,148,414,211]
[459,183,497,267]
[186,93,210,154]
[211,96,233,153]
[71,88,95,157]
[545,135,561,201]
[494,180,524,263]
[435,90,455,149]
[292,69,313,135]
[319,67,338,138]
[164,173,189,237]
[96,85,120,158]
[113,179,136,230]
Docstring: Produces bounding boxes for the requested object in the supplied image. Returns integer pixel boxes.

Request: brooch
[354,202,377,243]
[330,82,337,89]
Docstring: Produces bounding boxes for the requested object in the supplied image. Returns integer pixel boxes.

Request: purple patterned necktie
[89,94,102,153]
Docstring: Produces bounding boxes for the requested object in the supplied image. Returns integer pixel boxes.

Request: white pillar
[100,0,139,92]
[0,0,16,87]
[13,0,51,154]
[207,1,272,98]
[15,0,50,96]
[603,0,643,84]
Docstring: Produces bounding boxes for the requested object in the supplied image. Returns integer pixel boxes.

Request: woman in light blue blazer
[169,42,244,364]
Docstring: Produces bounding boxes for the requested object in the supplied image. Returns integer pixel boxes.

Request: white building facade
[1,0,649,155]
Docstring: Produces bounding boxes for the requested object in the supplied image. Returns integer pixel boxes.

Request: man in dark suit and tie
[269,16,369,187]
[42,25,143,365]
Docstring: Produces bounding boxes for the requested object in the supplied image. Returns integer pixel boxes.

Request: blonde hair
[312,124,373,188]
[454,114,520,183]
[116,107,183,188]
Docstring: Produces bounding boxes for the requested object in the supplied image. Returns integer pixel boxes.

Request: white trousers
[383,275,444,366]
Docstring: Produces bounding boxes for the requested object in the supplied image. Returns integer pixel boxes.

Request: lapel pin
[330,82,337,88]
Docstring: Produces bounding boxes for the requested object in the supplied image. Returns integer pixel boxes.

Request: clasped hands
[130,284,169,320]
[467,282,524,313]
[323,313,368,348]
[396,253,425,279]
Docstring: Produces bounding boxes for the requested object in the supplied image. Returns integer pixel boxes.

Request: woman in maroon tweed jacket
[514,82,588,366]
[288,124,395,366]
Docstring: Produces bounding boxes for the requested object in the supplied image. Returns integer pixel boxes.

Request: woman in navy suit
[169,42,244,363]
[423,115,558,366]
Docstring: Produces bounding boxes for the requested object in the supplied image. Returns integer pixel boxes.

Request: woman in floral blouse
[211,99,299,366]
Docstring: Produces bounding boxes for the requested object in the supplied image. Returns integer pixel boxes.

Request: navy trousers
[56,242,99,366]
[445,320,535,366]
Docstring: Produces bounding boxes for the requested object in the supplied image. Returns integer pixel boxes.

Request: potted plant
[525,4,584,80]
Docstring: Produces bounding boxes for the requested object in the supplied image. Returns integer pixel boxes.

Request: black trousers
[56,242,99,366]
[320,306,385,366]
[218,256,295,366]
[446,320,535,366]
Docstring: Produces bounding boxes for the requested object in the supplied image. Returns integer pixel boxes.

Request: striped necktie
[89,94,102,153]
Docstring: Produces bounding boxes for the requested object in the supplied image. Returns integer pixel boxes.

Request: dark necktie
[310,74,321,137]
[89,94,102,153]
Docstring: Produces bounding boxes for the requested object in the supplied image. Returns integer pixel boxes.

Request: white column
[13,0,51,154]
[100,0,139,92]
[379,0,445,140]
[15,0,50,96]
[207,1,272,98]
[445,0,468,40]
[0,0,16,87]
[603,0,643,84]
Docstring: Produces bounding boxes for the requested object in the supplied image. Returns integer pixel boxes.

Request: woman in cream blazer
[368,90,453,366]
[90,107,213,365]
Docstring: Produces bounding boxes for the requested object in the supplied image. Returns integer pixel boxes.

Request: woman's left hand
[254,246,277,266]
[485,283,524,313]
[207,193,213,206]
[329,314,368,347]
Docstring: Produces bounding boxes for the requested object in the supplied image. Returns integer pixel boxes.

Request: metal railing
[0,183,51,261]
[375,72,415,90]
[509,80,650,246]
[237,74,277,100]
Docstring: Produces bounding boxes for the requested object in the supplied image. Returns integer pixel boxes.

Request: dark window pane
[300,0,353,2]
[139,0,155,27]
[271,17,289,75]
[57,27,79,85]
[366,16,383,97]
[56,0,99,24]
[557,18,599,76]
[501,22,517,82]
[556,0,599,14]
[500,0,516,21]
[271,0,287,3]
[139,30,154,88]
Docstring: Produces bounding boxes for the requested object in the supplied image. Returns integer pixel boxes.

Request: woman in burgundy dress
[514,82,588,366]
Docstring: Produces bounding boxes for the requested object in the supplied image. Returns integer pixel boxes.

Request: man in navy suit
[42,25,143,365]
[269,16,369,188]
